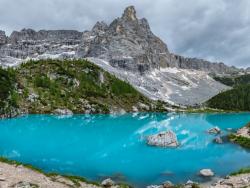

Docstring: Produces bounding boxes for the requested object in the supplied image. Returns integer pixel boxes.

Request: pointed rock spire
[122,6,137,21]
[92,21,108,33]
[0,30,7,45]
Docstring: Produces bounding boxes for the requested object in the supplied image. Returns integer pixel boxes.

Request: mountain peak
[122,6,137,21]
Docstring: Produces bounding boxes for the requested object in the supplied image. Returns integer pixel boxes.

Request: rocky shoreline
[0,157,249,188]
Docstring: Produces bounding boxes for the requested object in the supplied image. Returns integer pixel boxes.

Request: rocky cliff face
[0,29,82,67]
[170,54,241,75]
[0,31,7,45]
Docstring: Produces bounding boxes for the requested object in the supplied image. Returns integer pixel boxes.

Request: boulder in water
[199,169,214,177]
[147,131,178,147]
[208,127,221,134]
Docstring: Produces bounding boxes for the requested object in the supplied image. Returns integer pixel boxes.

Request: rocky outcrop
[147,131,178,147]
[170,54,241,75]
[0,29,82,67]
[236,125,250,138]
[0,30,7,45]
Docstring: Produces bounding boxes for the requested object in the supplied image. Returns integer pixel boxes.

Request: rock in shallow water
[147,131,178,147]
[213,137,223,144]
[208,127,221,134]
[199,169,214,177]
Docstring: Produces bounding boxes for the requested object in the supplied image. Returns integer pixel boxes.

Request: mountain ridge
[0,6,245,75]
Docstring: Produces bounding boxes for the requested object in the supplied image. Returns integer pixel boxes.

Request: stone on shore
[53,109,73,115]
[101,178,115,187]
[208,127,221,134]
[199,169,214,177]
[162,181,173,188]
[147,131,178,147]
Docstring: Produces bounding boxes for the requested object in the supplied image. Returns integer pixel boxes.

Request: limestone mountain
[78,6,241,75]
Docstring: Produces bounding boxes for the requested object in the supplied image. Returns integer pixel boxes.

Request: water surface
[0,113,250,187]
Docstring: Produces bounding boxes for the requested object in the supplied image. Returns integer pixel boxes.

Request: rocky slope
[87,57,229,106]
[0,6,239,105]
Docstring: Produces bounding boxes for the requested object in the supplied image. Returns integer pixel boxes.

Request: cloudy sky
[0,0,249,67]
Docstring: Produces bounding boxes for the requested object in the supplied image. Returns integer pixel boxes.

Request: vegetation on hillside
[0,59,168,116]
[0,68,19,116]
[228,122,250,149]
[206,74,250,111]
[229,134,250,148]
[213,74,250,87]
[230,167,250,176]
[207,84,250,111]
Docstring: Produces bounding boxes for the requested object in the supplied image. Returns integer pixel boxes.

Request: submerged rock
[147,131,178,147]
[208,127,221,134]
[199,169,214,177]
[213,137,223,144]
[101,178,115,187]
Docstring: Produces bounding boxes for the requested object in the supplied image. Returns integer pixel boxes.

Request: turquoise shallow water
[0,113,250,187]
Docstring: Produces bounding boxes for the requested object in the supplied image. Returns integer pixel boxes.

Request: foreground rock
[199,169,215,177]
[147,131,178,147]
[206,173,250,188]
[101,178,115,187]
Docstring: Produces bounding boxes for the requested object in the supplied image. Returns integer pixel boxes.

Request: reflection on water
[0,113,250,187]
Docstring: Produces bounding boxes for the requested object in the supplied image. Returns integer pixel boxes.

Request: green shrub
[230,167,250,176]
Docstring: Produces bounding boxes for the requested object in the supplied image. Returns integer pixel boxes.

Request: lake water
[0,113,250,187]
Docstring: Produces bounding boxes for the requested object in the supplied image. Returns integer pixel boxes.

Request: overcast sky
[0,0,249,67]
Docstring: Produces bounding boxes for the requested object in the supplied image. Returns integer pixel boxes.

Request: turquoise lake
[0,113,250,187]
